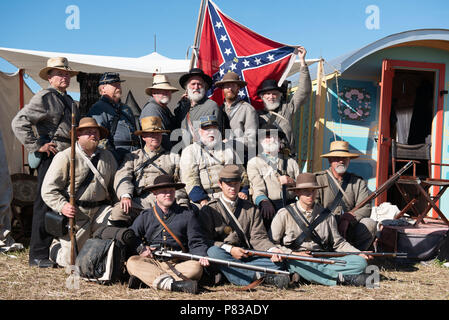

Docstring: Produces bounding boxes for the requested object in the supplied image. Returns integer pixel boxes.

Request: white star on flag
[267,54,274,61]
[224,48,232,56]
[238,90,246,98]
[230,63,237,71]
[220,35,228,42]
[242,59,250,67]
[215,21,223,29]
[219,69,225,76]
[254,57,262,65]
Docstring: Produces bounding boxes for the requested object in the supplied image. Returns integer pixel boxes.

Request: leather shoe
[337,273,372,287]
[128,275,148,289]
[263,274,290,289]
[171,280,199,294]
[29,258,57,268]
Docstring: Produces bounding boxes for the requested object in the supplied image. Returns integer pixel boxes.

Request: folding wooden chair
[391,140,449,226]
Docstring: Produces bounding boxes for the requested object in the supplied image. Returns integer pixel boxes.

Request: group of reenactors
[11,47,379,294]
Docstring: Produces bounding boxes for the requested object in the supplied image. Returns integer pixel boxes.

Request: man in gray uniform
[315,140,377,251]
[257,46,311,156]
[214,72,258,161]
[88,72,141,165]
[180,115,249,207]
[110,116,188,227]
[41,117,117,267]
[11,57,80,268]
[140,74,179,151]
[174,68,226,149]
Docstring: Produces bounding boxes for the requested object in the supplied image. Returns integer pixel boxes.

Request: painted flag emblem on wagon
[197,0,298,110]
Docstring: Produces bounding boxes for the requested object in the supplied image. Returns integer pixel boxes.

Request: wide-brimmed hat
[134,116,170,135]
[145,74,179,95]
[38,57,79,80]
[219,164,242,183]
[143,174,185,193]
[214,72,247,88]
[98,72,126,85]
[256,79,283,96]
[288,173,327,191]
[320,141,360,159]
[75,117,109,140]
[179,68,213,89]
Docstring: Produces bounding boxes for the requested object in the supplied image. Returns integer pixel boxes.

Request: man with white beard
[174,68,225,147]
[140,74,180,151]
[247,124,300,229]
[257,46,311,157]
[180,115,249,207]
[314,140,377,251]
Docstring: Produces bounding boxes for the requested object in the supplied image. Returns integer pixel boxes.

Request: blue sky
[0,0,448,92]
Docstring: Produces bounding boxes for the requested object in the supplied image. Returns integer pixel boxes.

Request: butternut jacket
[314,170,372,225]
[114,147,188,208]
[247,154,300,206]
[222,99,258,150]
[199,196,275,251]
[179,142,248,203]
[41,144,117,217]
[270,202,359,253]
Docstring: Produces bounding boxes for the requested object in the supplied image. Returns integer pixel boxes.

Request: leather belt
[76,199,110,208]
[53,136,71,143]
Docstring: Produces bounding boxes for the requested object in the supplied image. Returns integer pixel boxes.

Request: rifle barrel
[156,250,290,275]
[69,104,76,266]
[310,252,408,258]
[245,249,347,266]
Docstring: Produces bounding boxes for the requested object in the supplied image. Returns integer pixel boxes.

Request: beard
[159,96,170,104]
[335,164,347,174]
[262,95,281,111]
[200,128,221,148]
[261,140,280,154]
[188,87,206,103]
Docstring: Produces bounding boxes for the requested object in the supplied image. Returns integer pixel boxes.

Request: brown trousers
[126,255,203,288]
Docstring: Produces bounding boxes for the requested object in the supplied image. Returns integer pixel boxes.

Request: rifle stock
[154,249,290,275]
[245,249,347,265]
[348,160,413,214]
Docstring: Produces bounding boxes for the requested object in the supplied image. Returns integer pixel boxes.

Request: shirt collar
[76,142,99,159]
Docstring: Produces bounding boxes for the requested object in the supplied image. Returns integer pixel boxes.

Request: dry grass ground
[1,248,448,301]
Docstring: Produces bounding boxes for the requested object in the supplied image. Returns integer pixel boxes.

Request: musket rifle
[153,249,290,275]
[310,251,408,258]
[244,249,347,266]
[347,160,413,215]
[69,102,77,266]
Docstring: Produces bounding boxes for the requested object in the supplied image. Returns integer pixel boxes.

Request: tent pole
[189,0,207,69]
[19,69,25,173]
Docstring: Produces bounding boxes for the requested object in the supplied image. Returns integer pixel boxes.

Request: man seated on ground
[41,117,117,267]
[198,165,290,289]
[126,174,210,294]
[110,116,188,228]
[315,140,377,251]
[247,123,300,230]
[179,115,249,207]
[270,173,373,287]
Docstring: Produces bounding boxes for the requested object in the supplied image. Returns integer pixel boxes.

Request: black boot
[171,280,199,294]
[337,273,371,287]
[263,274,290,289]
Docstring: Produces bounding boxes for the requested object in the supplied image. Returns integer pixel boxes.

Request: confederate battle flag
[196,0,299,110]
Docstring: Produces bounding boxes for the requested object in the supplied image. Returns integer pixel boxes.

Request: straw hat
[320,140,360,159]
[145,74,179,95]
[134,116,170,135]
[214,72,247,88]
[143,174,185,193]
[75,117,109,140]
[39,57,79,80]
[287,173,327,191]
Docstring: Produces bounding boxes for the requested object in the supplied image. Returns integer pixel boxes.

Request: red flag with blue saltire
[197,0,298,110]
